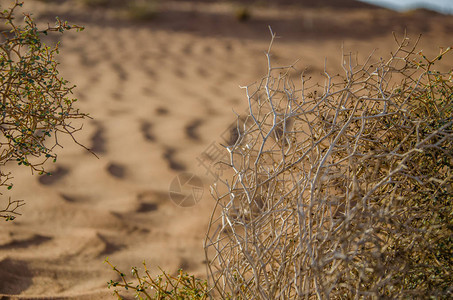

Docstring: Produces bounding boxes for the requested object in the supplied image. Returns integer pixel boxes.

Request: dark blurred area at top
[158,0,377,9]
[33,0,453,41]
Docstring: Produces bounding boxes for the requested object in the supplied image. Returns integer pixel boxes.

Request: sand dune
[1,0,452,298]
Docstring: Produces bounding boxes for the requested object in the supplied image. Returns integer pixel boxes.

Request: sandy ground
[0,0,452,298]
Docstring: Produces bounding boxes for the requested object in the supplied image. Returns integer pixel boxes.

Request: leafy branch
[105,258,209,300]
[0,0,89,220]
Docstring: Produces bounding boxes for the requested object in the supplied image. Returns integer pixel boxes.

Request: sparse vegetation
[0,0,87,220]
[126,0,160,21]
[80,0,160,21]
[79,0,110,8]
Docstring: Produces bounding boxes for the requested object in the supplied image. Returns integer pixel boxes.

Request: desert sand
[0,0,452,299]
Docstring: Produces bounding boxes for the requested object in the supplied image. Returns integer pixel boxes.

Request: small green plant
[234,6,251,22]
[0,1,88,220]
[127,0,159,21]
[105,258,209,299]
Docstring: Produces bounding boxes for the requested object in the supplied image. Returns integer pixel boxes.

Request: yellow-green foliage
[0,1,87,220]
[105,259,208,299]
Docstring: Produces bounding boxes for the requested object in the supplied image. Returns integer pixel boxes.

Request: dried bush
[0,1,87,220]
[204,31,452,299]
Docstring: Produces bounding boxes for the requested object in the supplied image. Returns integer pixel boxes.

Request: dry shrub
[204,31,452,299]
